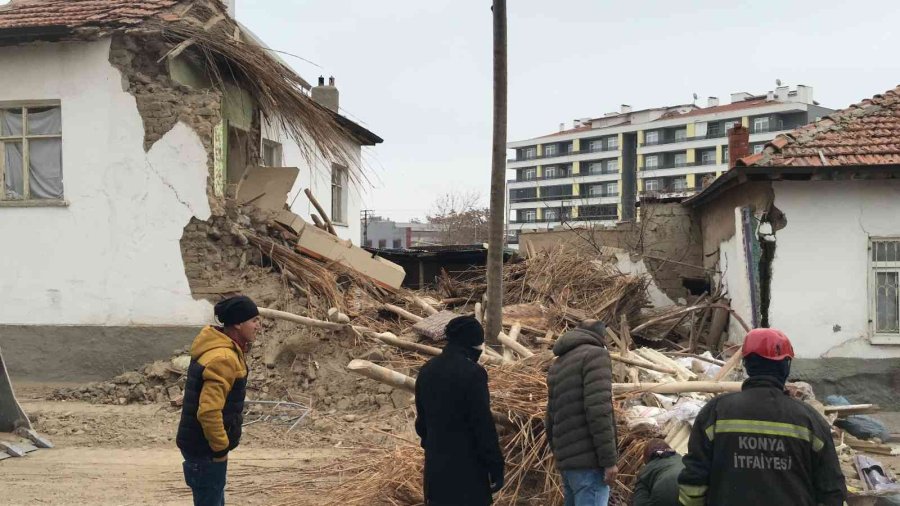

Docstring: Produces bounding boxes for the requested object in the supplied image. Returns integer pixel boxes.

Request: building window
[723,146,730,163]
[753,144,765,154]
[644,178,660,191]
[645,131,660,145]
[522,167,537,180]
[261,139,283,167]
[331,164,348,224]
[522,210,537,222]
[1,105,63,201]
[673,177,688,191]
[589,140,603,152]
[674,129,687,142]
[544,144,558,156]
[674,153,687,167]
[392,239,402,249]
[645,155,659,169]
[524,147,536,159]
[701,150,716,165]
[378,239,387,248]
[544,208,558,221]
[604,182,618,196]
[606,159,619,173]
[753,117,770,133]
[589,162,604,175]
[544,166,559,178]
[607,136,618,150]
[566,143,574,154]
[588,185,602,196]
[871,239,900,338]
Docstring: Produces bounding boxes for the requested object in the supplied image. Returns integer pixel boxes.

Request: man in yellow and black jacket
[176,296,260,506]
[677,328,846,506]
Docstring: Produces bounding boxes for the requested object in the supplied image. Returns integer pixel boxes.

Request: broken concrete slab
[236,166,300,213]
[413,311,458,341]
[293,218,405,289]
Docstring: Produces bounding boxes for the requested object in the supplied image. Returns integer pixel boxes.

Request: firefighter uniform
[677,375,847,506]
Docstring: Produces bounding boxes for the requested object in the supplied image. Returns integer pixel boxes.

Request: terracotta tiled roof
[665,98,771,120]
[0,0,181,31]
[740,85,900,167]
[535,125,592,139]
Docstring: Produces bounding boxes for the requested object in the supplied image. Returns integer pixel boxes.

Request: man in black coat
[415,315,505,506]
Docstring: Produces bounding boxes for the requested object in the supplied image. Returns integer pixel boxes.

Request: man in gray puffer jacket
[546,320,617,506]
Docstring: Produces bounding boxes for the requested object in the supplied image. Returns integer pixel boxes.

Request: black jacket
[633,454,683,506]
[415,344,504,506]
[677,376,847,506]
[545,327,617,470]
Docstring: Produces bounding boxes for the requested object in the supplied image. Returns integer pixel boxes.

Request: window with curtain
[871,239,900,340]
[1,105,63,201]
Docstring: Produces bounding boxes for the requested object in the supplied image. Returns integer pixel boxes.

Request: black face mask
[744,354,791,386]
[447,342,483,362]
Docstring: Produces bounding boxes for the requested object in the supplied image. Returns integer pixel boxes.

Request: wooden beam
[382,304,424,323]
[497,331,533,358]
[258,307,346,331]
[610,353,677,375]
[304,188,337,236]
[613,381,742,395]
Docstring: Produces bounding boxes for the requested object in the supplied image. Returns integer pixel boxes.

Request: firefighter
[677,328,847,506]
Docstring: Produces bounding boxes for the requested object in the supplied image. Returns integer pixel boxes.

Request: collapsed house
[0,0,382,381]
[684,86,900,404]
[522,85,900,407]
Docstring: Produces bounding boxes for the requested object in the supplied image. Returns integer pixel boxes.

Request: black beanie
[744,354,791,386]
[445,316,485,347]
[214,296,259,326]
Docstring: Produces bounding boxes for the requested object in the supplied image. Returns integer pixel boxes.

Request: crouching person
[633,439,683,506]
[176,296,261,505]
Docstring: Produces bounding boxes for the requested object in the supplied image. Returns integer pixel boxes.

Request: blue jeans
[182,451,227,506]
[562,469,610,506]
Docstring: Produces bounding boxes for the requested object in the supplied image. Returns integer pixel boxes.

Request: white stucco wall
[0,39,213,325]
[769,180,900,359]
[719,208,755,345]
[264,121,364,244]
[614,253,676,308]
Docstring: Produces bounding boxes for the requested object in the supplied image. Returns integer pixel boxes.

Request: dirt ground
[4,384,410,506]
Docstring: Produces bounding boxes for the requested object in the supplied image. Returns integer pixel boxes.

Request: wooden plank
[304,188,337,236]
[824,404,880,416]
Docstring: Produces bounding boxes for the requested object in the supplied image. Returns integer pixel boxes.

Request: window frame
[753,117,770,133]
[522,167,537,180]
[544,165,559,178]
[0,101,64,204]
[870,238,900,344]
[522,209,537,222]
[544,208,559,221]
[606,159,619,173]
[644,178,660,191]
[673,153,687,167]
[261,138,283,167]
[645,155,659,169]
[589,140,603,153]
[544,144,558,156]
[523,147,536,159]
[674,129,687,142]
[701,150,716,165]
[645,131,660,145]
[331,163,349,225]
[607,136,619,150]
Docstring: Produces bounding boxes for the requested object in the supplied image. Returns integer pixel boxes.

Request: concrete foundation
[0,325,201,382]
[791,358,900,410]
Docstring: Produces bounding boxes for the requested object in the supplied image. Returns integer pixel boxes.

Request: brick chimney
[727,124,750,169]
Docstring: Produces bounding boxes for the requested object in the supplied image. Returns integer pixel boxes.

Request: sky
[238,0,900,222]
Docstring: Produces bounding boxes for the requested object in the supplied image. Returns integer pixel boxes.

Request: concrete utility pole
[484,0,507,346]
[361,209,373,245]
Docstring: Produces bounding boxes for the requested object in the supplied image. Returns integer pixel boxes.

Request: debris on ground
[47,203,898,504]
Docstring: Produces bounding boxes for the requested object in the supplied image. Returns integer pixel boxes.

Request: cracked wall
[0,38,213,326]
[768,179,900,359]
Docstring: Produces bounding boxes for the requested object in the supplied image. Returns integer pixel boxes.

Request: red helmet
[742,328,794,360]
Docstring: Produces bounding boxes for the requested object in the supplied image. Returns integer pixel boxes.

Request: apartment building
[506,85,832,244]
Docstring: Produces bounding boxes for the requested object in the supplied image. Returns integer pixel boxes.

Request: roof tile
[742,85,900,168]
[0,0,181,31]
